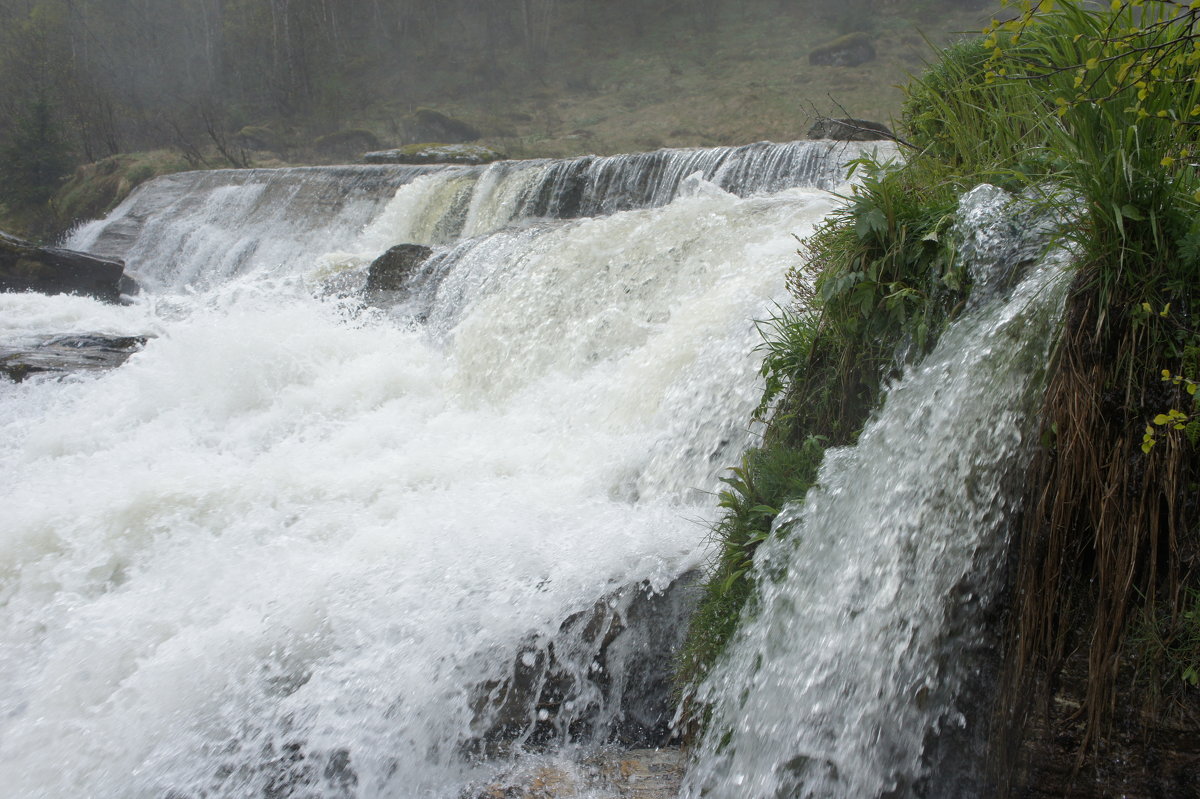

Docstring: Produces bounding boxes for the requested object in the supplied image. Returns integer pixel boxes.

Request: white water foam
[1,163,841,796]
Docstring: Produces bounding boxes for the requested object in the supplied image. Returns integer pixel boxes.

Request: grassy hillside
[298,1,994,160]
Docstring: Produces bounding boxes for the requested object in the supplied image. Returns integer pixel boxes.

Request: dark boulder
[406,108,480,143]
[235,125,286,154]
[313,129,381,161]
[468,573,699,755]
[1,230,128,303]
[807,117,895,142]
[366,244,433,292]
[809,32,876,67]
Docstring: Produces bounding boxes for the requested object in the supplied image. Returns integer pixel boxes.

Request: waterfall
[66,140,885,292]
[682,185,1071,799]
[0,141,871,798]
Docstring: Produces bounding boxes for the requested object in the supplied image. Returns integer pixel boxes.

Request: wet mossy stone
[366,244,433,292]
[0,229,126,303]
[809,32,876,67]
[806,117,894,141]
[362,143,506,165]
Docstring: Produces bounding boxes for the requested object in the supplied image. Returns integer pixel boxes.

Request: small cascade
[69,165,440,291]
[683,186,1072,799]
[512,139,883,221]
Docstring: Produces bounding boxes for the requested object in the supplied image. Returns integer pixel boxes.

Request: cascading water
[0,141,874,798]
[67,140,884,292]
[682,185,1072,799]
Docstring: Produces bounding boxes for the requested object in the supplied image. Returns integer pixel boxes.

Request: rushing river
[1,141,873,797]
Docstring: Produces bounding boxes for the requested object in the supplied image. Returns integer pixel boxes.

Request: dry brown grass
[1000,269,1199,787]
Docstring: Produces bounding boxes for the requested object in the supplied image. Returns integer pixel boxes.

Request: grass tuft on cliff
[677,3,1200,788]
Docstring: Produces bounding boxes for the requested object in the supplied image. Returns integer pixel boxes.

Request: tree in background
[0,1,75,213]
[0,92,73,208]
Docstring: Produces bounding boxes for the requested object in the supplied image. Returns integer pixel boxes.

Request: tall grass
[989,2,1200,773]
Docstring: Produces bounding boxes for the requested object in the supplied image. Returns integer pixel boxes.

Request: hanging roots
[998,270,1200,789]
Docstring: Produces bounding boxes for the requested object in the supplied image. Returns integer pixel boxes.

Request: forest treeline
[3,0,817,213]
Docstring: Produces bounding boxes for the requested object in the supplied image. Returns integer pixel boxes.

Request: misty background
[0,0,989,238]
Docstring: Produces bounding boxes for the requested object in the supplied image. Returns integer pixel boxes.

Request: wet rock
[119,273,142,297]
[468,574,699,756]
[365,243,433,292]
[1007,645,1200,798]
[465,748,684,799]
[809,32,876,67]
[0,334,148,382]
[363,143,507,166]
[1,230,128,303]
[806,117,894,142]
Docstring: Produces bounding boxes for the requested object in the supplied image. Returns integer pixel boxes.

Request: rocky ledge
[1,230,131,303]
[1,334,148,382]
[363,143,507,166]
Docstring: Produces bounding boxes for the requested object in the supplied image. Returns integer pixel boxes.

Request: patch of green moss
[52,150,190,232]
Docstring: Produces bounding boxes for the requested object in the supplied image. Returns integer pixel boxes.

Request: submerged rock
[365,243,433,292]
[465,748,683,799]
[362,143,506,165]
[806,117,894,142]
[468,575,698,756]
[0,334,148,382]
[808,32,876,67]
[1,230,128,303]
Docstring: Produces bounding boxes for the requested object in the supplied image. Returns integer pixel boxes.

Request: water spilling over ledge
[683,186,1072,799]
[1,141,871,796]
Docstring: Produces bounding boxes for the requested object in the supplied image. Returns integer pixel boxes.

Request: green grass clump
[1132,586,1200,692]
[675,436,826,692]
